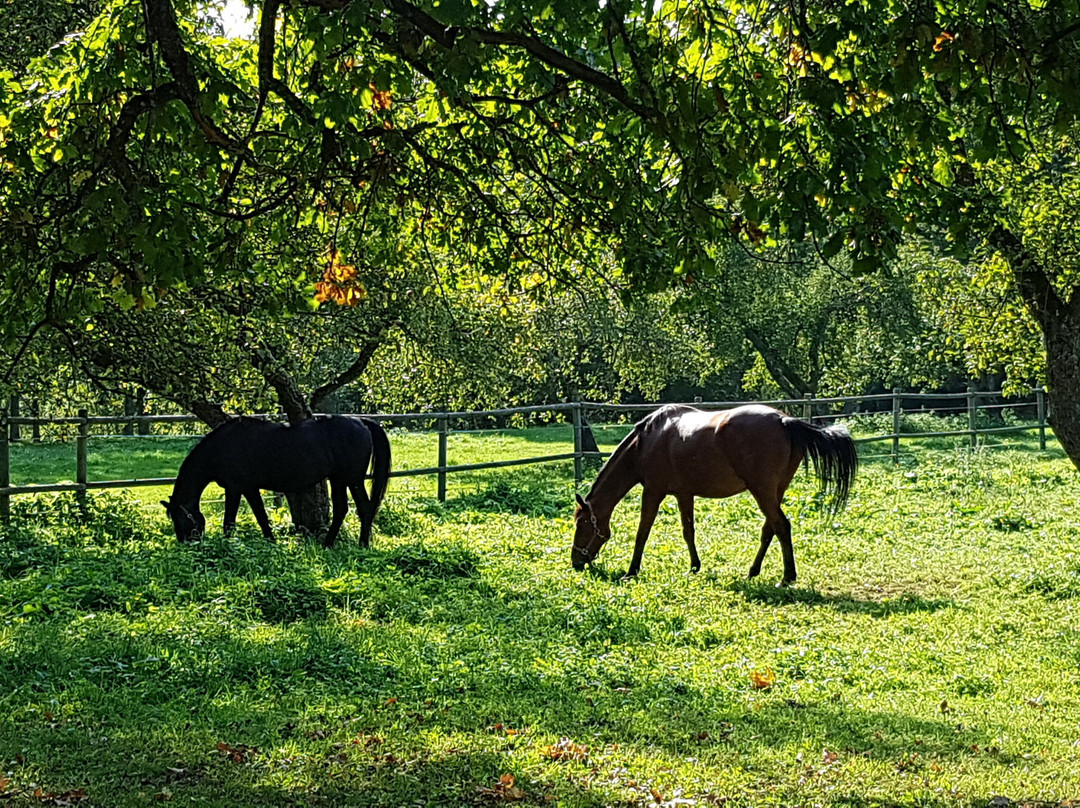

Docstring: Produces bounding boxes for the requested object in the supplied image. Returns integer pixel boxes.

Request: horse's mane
[587,406,689,497]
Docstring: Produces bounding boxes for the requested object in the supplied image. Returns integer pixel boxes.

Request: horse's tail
[782,416,859,512]
[360,417,391,515]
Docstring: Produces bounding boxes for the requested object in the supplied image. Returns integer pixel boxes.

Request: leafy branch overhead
[5,0,1080,467]
[8,0,1074,326]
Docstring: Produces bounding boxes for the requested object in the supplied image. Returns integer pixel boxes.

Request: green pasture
[1,425,1079,807]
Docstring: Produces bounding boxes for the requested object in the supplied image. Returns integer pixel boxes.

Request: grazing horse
[571,404,858,583]
[162,415,391,547]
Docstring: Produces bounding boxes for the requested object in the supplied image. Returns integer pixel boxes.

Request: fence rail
[0,387,1051,522]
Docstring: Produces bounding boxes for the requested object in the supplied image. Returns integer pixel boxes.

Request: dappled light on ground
[2,436,1080,806]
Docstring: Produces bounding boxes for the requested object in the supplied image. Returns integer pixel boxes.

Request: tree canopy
[3,0,1080,462]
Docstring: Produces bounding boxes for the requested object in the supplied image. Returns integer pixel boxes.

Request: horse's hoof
[689,564,701,574]
[747,568,760,579]
[621,570,639,581]
[778,579,795,588]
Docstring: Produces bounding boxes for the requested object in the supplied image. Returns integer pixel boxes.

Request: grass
[1,425,1079,807]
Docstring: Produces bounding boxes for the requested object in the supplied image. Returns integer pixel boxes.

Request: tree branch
[380,0,658,120]
[142,0,245,151]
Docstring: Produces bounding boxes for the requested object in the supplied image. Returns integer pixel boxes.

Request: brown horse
[571,404,858,583]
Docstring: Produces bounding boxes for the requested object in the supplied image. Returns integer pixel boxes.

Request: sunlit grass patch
[2,433,1080,806]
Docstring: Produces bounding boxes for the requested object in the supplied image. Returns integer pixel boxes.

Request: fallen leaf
[749,668,776,689]
[478,773,526,802]
[215,741,257,763]
[540,737,589,762]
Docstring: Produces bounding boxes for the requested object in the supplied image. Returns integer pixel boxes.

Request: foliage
[682,246,964,399]
[910,245,1046,396]
[0,0,102,76]
[4,0,1080,464]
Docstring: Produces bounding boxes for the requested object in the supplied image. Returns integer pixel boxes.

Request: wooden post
[8,395,19,443]
[802,394,813,421]
[572,401,583,487]
[136,389,149,435]
[1036,386,1047,451]
[77,407,89,512]
[31,399,40,442]
[123,395,136,436]
[0,406,9,524]
[437,415,448,502]
[967,385,978,448]
[892,387,901,465]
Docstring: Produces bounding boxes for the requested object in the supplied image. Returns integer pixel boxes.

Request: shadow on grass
[425,470,570,519]
[726,578,955,616]
[0,506,1059,806]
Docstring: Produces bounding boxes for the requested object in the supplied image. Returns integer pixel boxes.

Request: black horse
[162,415,391,547]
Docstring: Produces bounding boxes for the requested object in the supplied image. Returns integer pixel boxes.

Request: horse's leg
[675,493,701,573]
[750,489,794,584]
[748,522,774,579]
[349,482,374,548]
[323,480,349,548]
[223,489,241,536]
[244,491,274,539]
[625,489,664,578]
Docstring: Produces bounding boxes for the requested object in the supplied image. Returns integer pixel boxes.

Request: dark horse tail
[782,417,859,511]
[360,417,391,515]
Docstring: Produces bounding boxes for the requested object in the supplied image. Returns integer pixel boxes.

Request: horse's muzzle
[571,546,590,571]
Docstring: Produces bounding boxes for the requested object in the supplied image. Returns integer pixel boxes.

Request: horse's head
[572,493,610,570]
[161,497,205,542]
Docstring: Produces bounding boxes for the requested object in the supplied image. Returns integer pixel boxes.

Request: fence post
[0,406,9,524]
[136,389,150,436]
[572,401,583,487]
[123,395,136,436]
[8,394,19,443]
[802,394,813,421]
[892,387,901,464]
[31,399,40,443]
[967,385,978,448]
[1036,386,1047,451]
[437,415,448,502]
[77,407,89,512]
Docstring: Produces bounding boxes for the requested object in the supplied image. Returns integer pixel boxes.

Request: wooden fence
[0,388,1051,523]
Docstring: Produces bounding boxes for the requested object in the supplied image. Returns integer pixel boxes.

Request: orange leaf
[540,737,589,762]
[749,668,776,689]
[933,31,955,52]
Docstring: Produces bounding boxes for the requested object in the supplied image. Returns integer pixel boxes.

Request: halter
[573,506,609,559]
[172,502,203,538]
[587,509,610,543]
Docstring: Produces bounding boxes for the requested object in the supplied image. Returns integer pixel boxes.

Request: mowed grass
[1,423,1079,807]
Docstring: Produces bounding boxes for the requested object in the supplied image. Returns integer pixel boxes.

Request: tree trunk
[993,225,1080,471]
[250,344,330,536]
[744,326,813,399]
[1040,302,1080,469]
[283,485,330,538]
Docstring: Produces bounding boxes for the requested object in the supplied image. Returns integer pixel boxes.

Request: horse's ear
[575,493,587,509]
